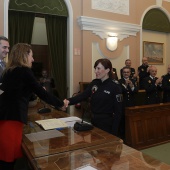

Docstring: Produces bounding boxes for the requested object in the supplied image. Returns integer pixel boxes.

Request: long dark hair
[94,58,114,79]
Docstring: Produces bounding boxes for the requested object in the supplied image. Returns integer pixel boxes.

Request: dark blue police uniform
[162,73,170,102]
[143,76,162,104]
[68,78,123,136]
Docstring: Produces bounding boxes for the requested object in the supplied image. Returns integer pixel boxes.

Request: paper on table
[35,118,68,130]
[58,116,81,127]
[25,129,64,142]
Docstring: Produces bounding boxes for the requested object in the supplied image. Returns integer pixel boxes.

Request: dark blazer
[119,78,138,107]
[0,64,5,79]
[143,76,162,104]
[138,64,149,89]
[162,73,170,102]
[0,67,63,124]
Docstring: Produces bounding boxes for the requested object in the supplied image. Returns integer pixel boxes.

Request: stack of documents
[35,116,81,130]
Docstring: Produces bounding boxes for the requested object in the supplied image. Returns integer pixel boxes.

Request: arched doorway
[4,0,73,99]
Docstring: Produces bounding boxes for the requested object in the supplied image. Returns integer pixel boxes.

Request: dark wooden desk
[23,104,170,170]
[126,103,170,150]
[22,103,121,169]
[32,141,170,170]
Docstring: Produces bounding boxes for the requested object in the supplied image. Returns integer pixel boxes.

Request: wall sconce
[106,36,118,51]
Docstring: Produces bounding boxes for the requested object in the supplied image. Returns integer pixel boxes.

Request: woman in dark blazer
[0,43,65,170]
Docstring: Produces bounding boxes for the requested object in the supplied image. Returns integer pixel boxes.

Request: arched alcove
[141,7,170,78]
[4,0,73,100]
[143,8,170,33]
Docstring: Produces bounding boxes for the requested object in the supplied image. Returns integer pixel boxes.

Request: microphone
[74,110,93,131]
[38,100,51,114]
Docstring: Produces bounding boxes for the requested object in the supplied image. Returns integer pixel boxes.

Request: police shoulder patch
[116,94,123,102]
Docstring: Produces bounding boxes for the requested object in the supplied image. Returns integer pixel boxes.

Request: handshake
[60,99,70,111]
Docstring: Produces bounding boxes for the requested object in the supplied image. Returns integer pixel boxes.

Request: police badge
[92,85,98,93]
[116,94,123,102]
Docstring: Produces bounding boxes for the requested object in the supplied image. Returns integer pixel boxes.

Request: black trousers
[91,113,113,134]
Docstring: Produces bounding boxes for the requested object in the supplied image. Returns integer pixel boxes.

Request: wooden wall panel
[126,103,170,149]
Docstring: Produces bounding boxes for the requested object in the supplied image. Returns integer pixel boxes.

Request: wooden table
[30,141,170,170]
[23,103,170,170]
[22,103,121,169]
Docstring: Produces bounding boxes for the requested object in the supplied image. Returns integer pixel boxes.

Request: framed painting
[143,41,164,64]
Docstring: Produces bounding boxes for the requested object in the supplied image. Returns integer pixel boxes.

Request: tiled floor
[141,142,170,165]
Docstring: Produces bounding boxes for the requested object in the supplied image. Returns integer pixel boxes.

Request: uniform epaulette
[112,79,119,84]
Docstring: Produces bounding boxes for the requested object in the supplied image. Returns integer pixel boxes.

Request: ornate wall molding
[92,0,129,15]
[78,16,141,41]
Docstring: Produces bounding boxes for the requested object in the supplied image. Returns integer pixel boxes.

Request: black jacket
[162,73,170,102]
[138,64,149,89]
[143,76,162,104]
[68,78,123,135]
[0,67,63,124]
[119,78,138,107]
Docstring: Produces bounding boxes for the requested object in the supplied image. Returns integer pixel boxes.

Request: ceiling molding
[77,16,141,41]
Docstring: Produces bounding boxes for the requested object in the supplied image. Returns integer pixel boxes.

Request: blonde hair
[6,43,32,71]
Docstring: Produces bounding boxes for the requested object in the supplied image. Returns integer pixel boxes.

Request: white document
[58,116,81,127]
[35,118,68,130]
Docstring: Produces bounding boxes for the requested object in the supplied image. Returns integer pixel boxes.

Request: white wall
[92,42,130,80]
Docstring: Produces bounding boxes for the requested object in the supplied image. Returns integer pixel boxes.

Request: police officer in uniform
[119,67,138,107]
[119,67,138,139]
[138,57,150,89]
[143,66,162,104]
[65,59,123,136]
[162,64,170,102]
[120,59,137,81]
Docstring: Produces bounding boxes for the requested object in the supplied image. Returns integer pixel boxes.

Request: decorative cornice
[77,16,141,41]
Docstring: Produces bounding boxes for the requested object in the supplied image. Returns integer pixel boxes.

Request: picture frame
[143,41,164,64]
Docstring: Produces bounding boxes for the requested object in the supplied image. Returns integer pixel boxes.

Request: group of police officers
[114,57,170,107]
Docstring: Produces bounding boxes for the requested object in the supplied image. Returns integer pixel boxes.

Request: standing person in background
[39,69,55,94]
[0,43,65,170]
[120,59,137,81]
[138,57,150,89]
[143,66,162,105]
[119,67,138,107]
[118,67,138,139]
[64,58,123,136]
[162,64,170,102]
[0,36,10,78]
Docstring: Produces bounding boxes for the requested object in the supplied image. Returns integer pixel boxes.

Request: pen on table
[56,127,64,130]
